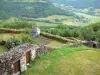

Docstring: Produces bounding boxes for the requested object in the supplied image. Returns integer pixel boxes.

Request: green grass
[47,41,65,47]
[0,45,8,54]
[1,13,100,28]
[34,14,100,26]
[52,15,75,20]
[0,33,41,45]
[0,33,23,41]
[35,15,75,20]
[76,13,100,23]
[22,46,100,75]
[27,15,78,27]
[48,41,63,47]
[28,21,58,27]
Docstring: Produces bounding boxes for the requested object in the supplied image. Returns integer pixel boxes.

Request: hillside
[0,0,75,19]
[49,0,100,8]
[22,47,100,75]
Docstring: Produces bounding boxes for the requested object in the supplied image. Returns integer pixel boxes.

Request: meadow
[0,34,22,41]
[0,45,8,54]
[22,46,100,75]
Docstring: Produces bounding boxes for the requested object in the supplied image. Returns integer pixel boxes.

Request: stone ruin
[0,44,39,75]
[0,40,99,75]
[0,44,56,75]
[83,41,100,48]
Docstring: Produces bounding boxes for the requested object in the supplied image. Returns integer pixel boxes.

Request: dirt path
[33,36,53,45]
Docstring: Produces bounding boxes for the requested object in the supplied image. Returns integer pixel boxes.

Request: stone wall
[0,44,39,75]
[1,41,99,75]
[20,54,27,72]
[83,41,100,48]
[0,44,56,75]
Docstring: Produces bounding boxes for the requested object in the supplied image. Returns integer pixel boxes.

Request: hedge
[0,28,24,33]
[41,32,74,43]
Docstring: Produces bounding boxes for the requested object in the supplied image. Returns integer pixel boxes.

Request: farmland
[29,14,100,27]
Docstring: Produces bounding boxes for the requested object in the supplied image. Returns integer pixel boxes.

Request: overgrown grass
[47,41,65,47]
[0,33,40,44]
[0,34,22,41]
[0,45,8,54]
[28,21,58,27]
[22,46,100,75]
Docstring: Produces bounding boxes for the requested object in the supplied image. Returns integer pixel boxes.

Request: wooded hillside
[0,0,75,19]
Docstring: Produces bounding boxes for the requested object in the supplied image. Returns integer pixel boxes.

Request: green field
[0,45,8,54]
[33,14,100,26]
[34,21,57,27]
[22,46,100,75]
[1,13,100,28]
[47,41,64,47]
[0,33,23,41]
[33,15,77,26]
[76,13,100,23]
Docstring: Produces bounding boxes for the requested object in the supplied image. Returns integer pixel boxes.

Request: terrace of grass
[22,46,100,75]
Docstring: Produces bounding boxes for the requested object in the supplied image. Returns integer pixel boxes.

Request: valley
[0,0,100,75]
[24,13,100,27]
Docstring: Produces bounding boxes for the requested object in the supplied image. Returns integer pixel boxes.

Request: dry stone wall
[83,41,100,48]
[0,44,39,75]
[0,43,56,75]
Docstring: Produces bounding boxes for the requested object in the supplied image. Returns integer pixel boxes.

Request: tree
[95,30,100,42]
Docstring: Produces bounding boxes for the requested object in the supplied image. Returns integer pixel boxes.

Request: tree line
[44,22,100,42]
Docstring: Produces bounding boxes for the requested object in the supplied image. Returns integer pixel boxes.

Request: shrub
[24,28,32,34]
[22,34,33,43]
[5,38,22,49]
[21,34,40,44]
[1,20,35,29]
[0,40,6,45]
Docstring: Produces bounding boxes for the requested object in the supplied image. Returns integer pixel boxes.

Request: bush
[1,20,35,29]
[22,34,33,43]
[21,34,40,44]
[5,38,22,49]
[0,40,6,45]
[43,23,100,42]
[24,28,32,34]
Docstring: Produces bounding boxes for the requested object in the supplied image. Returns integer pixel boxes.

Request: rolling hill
[0,0,75,19]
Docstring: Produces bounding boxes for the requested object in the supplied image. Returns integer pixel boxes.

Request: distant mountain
[49,0,100,8]
[0,0,75,19]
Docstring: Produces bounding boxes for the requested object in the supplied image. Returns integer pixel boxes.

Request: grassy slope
[22,46,100,75]
[1,0,75,19]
